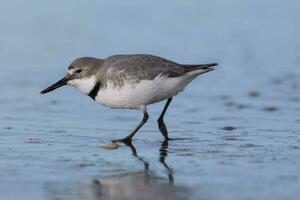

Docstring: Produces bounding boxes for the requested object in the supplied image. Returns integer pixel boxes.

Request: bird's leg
[157,98,172,140]
[113,109,149,144]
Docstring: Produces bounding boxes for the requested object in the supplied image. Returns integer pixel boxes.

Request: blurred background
[0,1,299,200]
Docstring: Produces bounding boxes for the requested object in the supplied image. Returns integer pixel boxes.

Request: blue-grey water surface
[0,1,300,200]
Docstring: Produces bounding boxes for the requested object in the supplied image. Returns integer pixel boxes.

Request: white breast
[95,73,197,109]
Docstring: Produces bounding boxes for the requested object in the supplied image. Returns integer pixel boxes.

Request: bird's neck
[68,76,98,95]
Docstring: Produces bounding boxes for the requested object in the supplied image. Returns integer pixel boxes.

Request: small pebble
[223,136,239,141]
[271,78,283,85]
[101,143,119,150]
[221,126,237,131]
[248,91,260,98]
[219,95,231,100]
[50,100,59,105]
[263,106,278,112]
[224,101,235,107]
[237,104,250,110]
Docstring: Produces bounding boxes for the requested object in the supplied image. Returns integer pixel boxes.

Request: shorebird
[41,54,217,143]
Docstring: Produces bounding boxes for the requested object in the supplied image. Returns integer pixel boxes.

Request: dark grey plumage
[103,54,216,79]
[68,54,217,87]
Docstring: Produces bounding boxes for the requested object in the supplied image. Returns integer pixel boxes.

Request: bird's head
[40,57,102,95]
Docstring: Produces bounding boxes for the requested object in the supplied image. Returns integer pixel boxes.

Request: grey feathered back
[70,54,217,86]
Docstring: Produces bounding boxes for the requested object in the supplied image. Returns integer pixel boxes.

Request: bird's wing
[104,54,187,82]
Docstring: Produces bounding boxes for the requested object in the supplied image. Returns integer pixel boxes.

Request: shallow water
[1,1,300,200]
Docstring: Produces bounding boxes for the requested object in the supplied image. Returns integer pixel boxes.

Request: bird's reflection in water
[77,140,189,200]
[124,139,174,185]
[159,140,174,185]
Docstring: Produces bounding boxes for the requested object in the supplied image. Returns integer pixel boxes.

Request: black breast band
[88,81,101,100]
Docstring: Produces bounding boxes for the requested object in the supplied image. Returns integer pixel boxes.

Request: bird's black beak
[40,77,68,94]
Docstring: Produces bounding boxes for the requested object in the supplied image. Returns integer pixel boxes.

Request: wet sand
[1,1,300,200]
[1,66,299,200]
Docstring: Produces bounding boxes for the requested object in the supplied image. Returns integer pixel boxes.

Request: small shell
[101,143,120,150]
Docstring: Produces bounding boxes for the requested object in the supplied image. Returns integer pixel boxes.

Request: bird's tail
[184,63,218,75]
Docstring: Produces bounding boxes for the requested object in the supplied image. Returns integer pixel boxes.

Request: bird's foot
[112,137,132,145]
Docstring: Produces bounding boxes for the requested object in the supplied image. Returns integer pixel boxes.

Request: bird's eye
[75,69,82,73]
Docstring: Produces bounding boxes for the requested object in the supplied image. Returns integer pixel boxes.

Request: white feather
[68,75,96,94]
[95,73,198,109]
